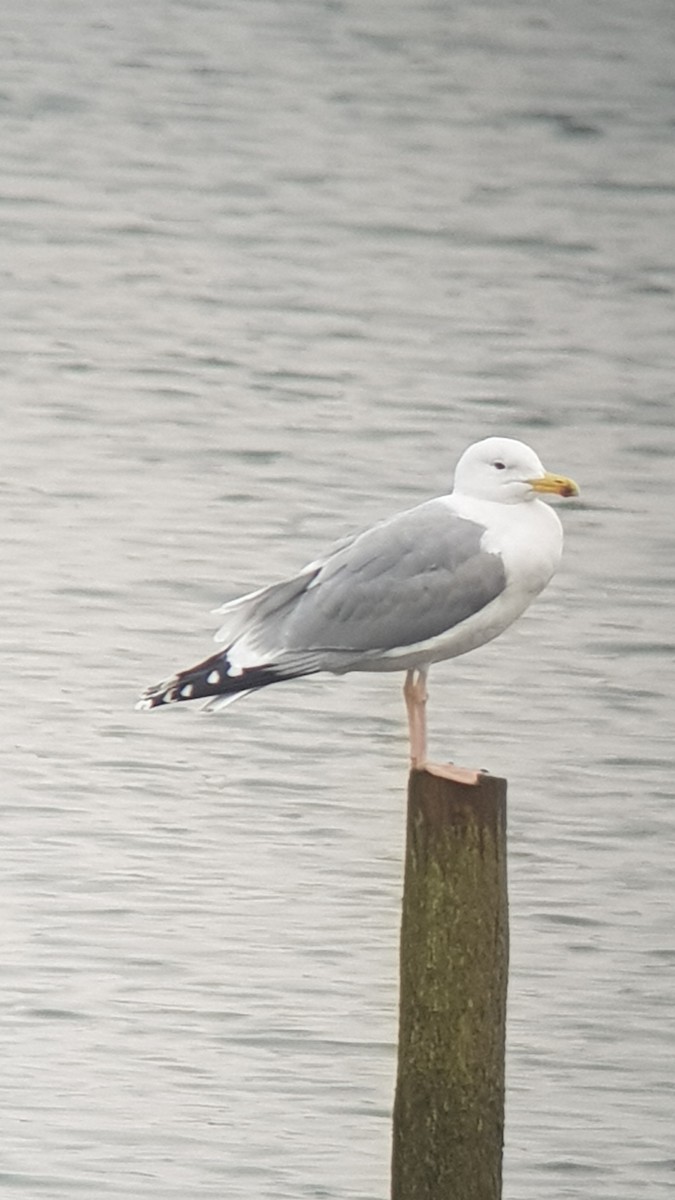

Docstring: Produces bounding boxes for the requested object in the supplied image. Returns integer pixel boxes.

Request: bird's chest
[485,502,563,596]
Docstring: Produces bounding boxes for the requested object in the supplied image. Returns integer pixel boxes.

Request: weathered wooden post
[391,765,509,1200]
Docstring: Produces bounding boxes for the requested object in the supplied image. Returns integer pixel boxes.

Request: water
[2,1,675,1196]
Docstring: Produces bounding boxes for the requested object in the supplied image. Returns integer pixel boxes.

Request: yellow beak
[527,471,580,498]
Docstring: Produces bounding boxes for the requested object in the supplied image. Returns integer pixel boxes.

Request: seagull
[137,437,578,777]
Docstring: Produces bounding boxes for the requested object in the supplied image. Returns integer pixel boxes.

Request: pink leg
[403,668,482,785]
[403,667,428,769]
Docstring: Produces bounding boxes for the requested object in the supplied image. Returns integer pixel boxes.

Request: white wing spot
[180,684,194,699]
[207,670,221,685]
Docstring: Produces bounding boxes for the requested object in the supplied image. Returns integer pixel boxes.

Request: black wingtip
[135,650,300,712]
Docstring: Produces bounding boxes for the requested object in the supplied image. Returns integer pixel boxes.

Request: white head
[452,437,579,504]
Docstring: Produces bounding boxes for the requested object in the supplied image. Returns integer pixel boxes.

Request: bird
[136,437,578,776]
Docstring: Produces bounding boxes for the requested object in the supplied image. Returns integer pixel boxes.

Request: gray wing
[280,499,506,657]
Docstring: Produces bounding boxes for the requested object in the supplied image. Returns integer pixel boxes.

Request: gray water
[2,2,675,1196]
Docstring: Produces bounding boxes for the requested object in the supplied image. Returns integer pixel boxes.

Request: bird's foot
[412,760,485,787]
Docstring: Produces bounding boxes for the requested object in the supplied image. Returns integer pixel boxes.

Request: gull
[137,437,578,776]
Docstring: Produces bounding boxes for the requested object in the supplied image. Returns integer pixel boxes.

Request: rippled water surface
[2,2,675,1197]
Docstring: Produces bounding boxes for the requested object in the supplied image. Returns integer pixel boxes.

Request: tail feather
[136,648,315,712]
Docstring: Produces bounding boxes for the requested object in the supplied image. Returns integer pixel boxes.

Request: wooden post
[391,767,509,1200]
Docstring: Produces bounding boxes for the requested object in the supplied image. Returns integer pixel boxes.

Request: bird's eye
[494,460,506,470]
